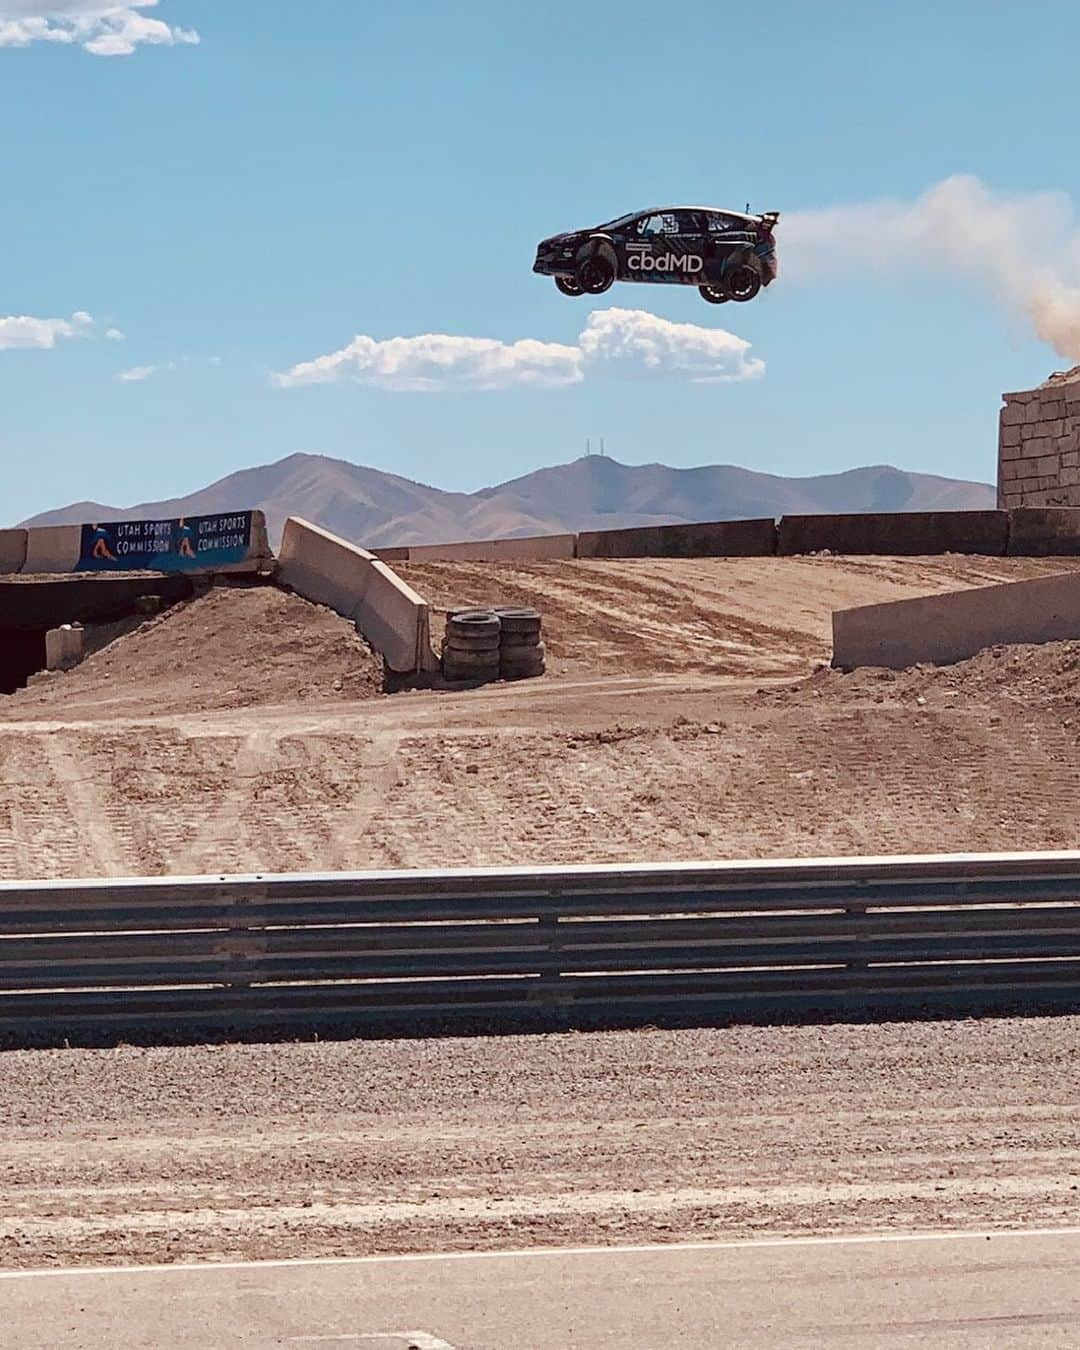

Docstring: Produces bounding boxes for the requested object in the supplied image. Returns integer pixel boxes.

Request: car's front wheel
[699,284,728,305]
[555,275,583,297]
[578,256,615,295]
[726,264,762,302]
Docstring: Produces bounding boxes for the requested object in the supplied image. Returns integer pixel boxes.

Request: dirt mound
[766,638,1080,712]
[3,585,383,719]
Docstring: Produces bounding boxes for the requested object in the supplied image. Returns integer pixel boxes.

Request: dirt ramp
[2,585,383,719]
[398,554,1080,679]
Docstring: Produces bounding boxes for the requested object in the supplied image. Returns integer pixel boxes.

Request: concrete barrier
[577,518,777,559]
[832,569,1080,670]
[404,533,577,563]
[779,511,1008,557]
[0,529,27,575]
[277,517,436,673]
[22,525,82,575]
[45,624,85,671]
[1007,508,1080,556]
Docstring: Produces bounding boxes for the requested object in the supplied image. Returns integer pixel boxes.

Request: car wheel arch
[576,234,618,269]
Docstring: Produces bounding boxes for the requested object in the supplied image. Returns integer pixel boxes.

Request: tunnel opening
[0,629,48,695]
[0,573,196,698]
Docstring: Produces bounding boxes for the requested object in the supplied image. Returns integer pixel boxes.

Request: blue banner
[76,513,254,572]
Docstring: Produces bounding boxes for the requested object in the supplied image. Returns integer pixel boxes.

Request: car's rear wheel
[555,275,583,297]
[726,264,762,302]
[578,256,615,295]
[699,284,728,304]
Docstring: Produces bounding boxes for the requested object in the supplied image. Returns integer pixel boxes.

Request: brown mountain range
[19,452,996,547]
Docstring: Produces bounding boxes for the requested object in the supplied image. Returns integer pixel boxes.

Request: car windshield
[594,211,643,231]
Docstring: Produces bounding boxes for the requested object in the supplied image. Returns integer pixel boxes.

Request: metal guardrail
[3,851,1080,1035]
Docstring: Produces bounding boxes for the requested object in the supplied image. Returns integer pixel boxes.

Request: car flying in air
[533,206,779,304]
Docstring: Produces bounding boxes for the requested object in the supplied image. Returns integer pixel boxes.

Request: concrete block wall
[998,368,1080,508]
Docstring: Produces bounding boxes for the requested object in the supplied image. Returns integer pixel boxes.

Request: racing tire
[725,264,762,303]
[446,609,500,640]
[555,276,583,297]
[442,647,501,674]
[578,256,615,295]
[493,606,542,640]
[500,643,546,680]
[443,666,499,686]
[443,631,501,653]
[699,284,729,305]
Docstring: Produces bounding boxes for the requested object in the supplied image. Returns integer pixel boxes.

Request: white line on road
[287,1335,457,1349]
[4,1225,1080,1281]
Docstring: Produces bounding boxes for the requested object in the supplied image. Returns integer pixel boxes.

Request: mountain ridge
[18,452,997,547]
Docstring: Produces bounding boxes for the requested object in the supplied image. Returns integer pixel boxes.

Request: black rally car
[534,206,779,304]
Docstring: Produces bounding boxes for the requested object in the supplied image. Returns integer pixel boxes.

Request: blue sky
[4,0,1080,522]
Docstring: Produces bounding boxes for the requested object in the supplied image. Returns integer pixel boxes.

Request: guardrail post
[538,914,571,1019]
[845,901,868,972]
[216,883,267,992]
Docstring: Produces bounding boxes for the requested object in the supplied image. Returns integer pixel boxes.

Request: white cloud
[275,332,582,393]
[274,308,763,392]
[578,308,764,384]
[784,174,1080,362]
[0,309,93,350]
[116,358,178,382]
[105,326,125,341]
[0,2,198,56]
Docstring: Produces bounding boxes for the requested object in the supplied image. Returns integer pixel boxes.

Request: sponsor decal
[76,513,254,573]
[628,252,703,275]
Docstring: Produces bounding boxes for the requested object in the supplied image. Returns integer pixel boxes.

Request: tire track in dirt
[0,734,91,880]
[39,735,129,878]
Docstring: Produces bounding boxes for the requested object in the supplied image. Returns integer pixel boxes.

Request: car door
[624,210,704,284]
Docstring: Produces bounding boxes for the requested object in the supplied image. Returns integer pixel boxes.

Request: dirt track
[3,556,1080,877]
[4,554,1080,1268]
[2,1017,1079,1267]
[400,553,1080,676]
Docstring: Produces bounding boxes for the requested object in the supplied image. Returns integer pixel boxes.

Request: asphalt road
[5,1230,1080,1348]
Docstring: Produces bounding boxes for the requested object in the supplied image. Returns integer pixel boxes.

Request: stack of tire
[441,609,501,684]
[494,606,545,681]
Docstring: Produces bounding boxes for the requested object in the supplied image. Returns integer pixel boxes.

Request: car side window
[636,212,681,237]
[707,213,739,234]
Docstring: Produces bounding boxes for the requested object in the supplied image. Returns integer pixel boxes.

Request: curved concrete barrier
[278,517,436,673]
[0,529,27,575]
[833,568,1080,669]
